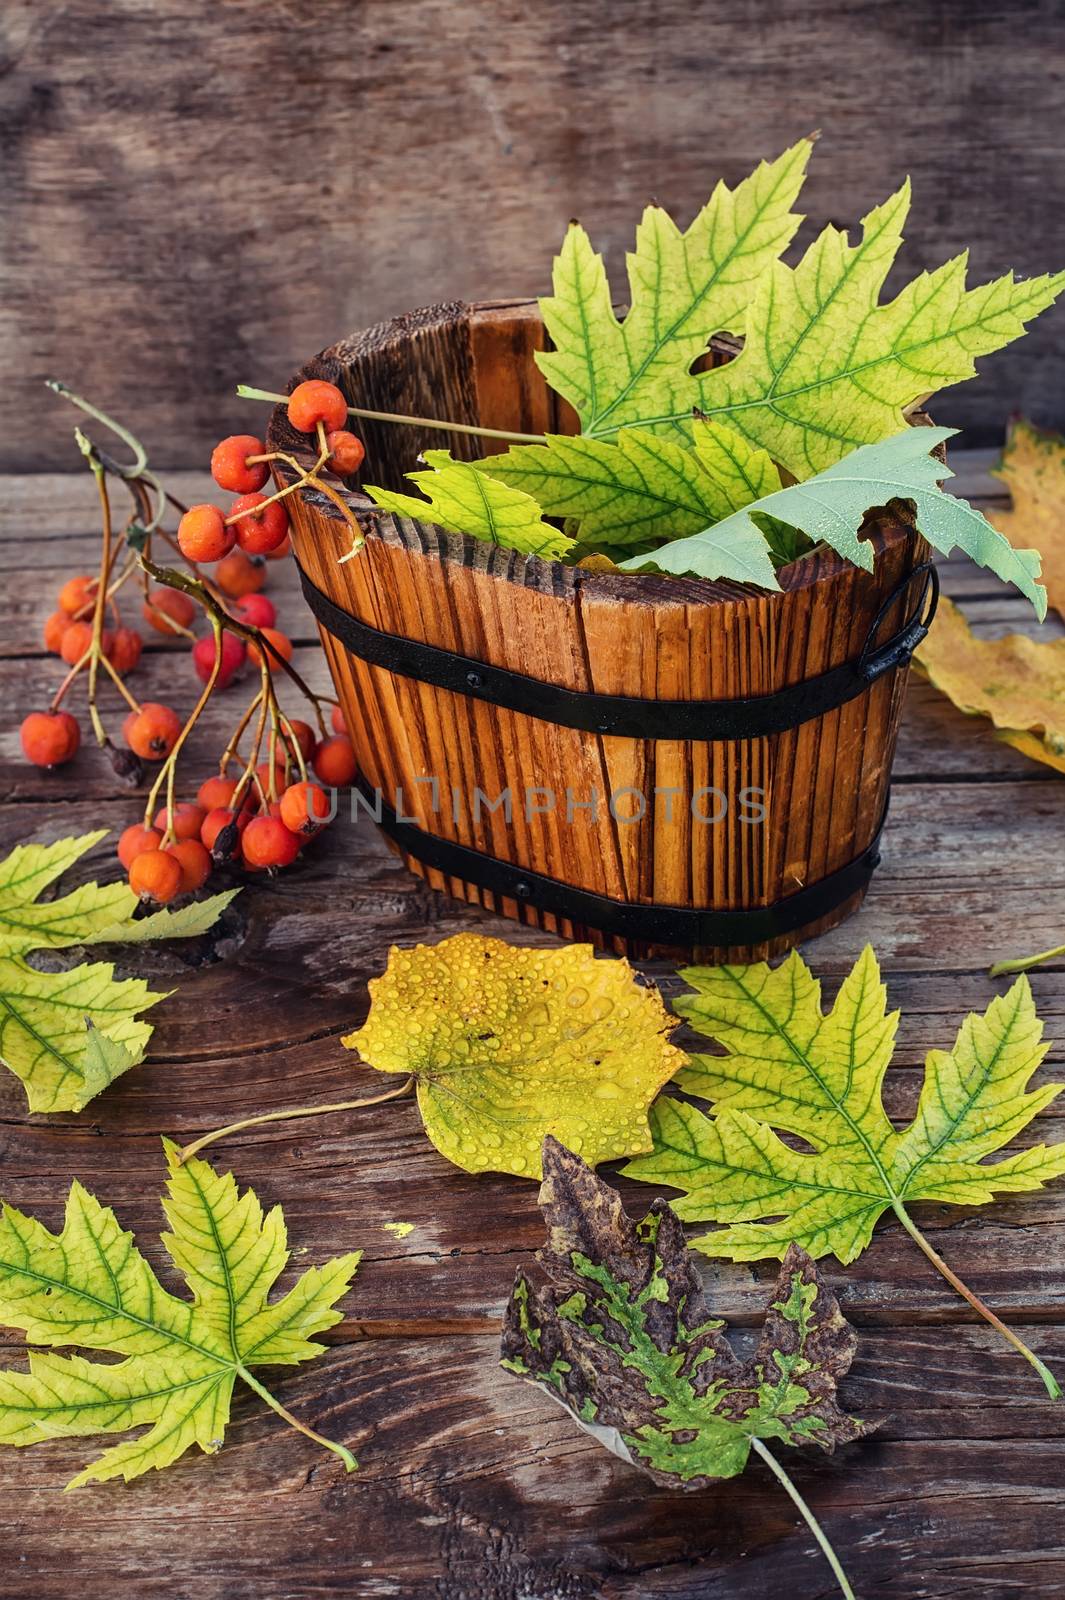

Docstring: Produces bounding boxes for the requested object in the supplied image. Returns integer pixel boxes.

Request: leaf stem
[235,1365,357,1473]
[235,383,546,445]
[749,1438,857,1600]
[990,943,1065,978]
[892,1200,1061,1398]
[177,1076,415,1164]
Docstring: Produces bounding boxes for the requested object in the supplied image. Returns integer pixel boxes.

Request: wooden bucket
[267,299,934,963]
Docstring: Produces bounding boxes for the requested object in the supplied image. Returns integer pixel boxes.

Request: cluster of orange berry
[22,376,366,904]
[115,699,355,904]
[177,380,364,567]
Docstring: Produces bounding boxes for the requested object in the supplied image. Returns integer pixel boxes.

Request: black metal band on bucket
[298,560,939,742]
[357,778,889,946]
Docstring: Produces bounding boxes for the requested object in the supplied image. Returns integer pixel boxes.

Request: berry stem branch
[99,651,142,714]
[277,710,309,782]
[49,647,94,713]
[143,612,225,835]
[232,658,272,810]
[236,383,545,445]
[177,1077,415,1165]
[220,688,265,775]
[47,379,148,478]
[892,1199,1061,1398]
[79,432,114,749]
[137,551,330,720]
[222,423,332,529]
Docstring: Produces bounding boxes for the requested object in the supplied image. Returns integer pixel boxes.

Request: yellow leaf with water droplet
[342,933,687,1179]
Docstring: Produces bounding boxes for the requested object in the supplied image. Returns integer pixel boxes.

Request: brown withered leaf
[991,417,1065,621]
[915,595,1065,773]
[501,1137,872,1489]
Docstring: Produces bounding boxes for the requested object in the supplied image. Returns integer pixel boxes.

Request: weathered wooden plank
[7,0,1065,471]
[5,1101,1065,1335]
[0,791,1063,1335]
[0,1329,1063,1600]
[0,464,1010,544]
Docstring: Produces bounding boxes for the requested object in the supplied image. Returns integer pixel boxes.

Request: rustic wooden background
[2,457,1065,1597]
[3,0,1065,472]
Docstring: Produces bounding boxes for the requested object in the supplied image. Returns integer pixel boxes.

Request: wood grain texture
[270,302,930,960]
[2,466,1065,1596]
[5,0,1065,473]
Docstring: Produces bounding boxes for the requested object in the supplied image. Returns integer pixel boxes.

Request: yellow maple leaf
[342,933,687,1178]
[915,416,1065,774]
[991,418,1065,621]
[915,595,1065,773]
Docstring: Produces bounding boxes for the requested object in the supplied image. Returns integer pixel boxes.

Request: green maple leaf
[537,140,812,437]
[629,181,1065,475]
[620,425,1048,615]
[0,1140,360,1486]
[0,955,160,1114]
[503,1138,869,1600]
[624,945,1065,1396]
[0,831,237,1113]
[473,420,782,586]
[364,450,573,559]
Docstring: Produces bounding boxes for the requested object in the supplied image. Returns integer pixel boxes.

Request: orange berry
[280,780,332,837]
[264,533,291,561]
[231,592,276,629]
[20,710,80,768]
[211,434,268,495]
[59,619,110,666]
[178,504,234,564]
[117,823,163,869]
[215,547,267,598]
[43,610,72,654]
[201,806,251,859]
[125,701,182,760]
[229,493,289,556]
[312,734,357,787]
[58,575,98,617]
[247,628,293,668]
[324,429,365,477]
[144,587,196,636]
[287,379,348,435]
[241,814,301,870]
[154,801,207,841]
[197,774,243,812]
[166,837,212,894]
[191,631,246,688]
[255,757,290,798]
[330,704,347,735]
[129,848,182,904]
[282,718,315,761]
[108,626,143,676]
